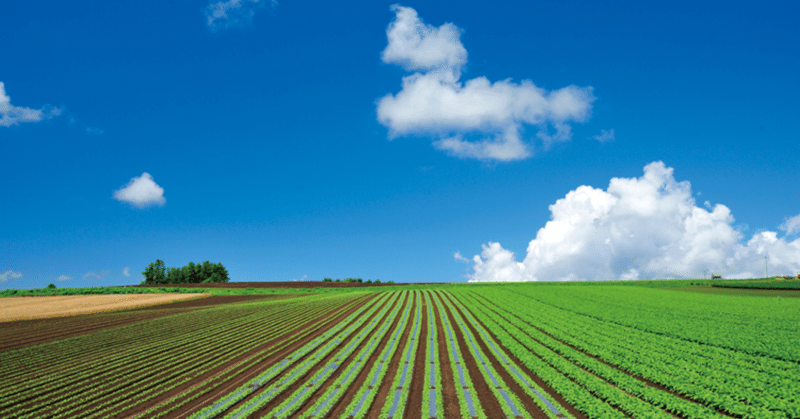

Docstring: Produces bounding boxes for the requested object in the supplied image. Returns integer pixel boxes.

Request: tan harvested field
[0,293,211,322]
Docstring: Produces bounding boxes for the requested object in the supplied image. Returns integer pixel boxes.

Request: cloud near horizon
[113,172,166,208]
[1,270,23,282]
[468,161,800,281]
[376,5,595,161]
[0,82,61,127]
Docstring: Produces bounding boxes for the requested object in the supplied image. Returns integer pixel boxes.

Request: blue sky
[2,0,799,288]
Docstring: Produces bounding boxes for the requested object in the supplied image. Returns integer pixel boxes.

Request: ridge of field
[0,281,797,418]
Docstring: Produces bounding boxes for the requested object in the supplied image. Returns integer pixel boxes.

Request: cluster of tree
[141,259,229,285]
[322,277,394,284]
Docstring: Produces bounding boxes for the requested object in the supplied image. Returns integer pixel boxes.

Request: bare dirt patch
[0,293,210,322]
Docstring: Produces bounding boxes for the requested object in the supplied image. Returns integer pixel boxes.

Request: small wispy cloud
[86,127,104,135]
[781,214,800,235]
[113,172,166,208]
[123,267,131,277]
[453,252,469,263]
[82,271,102,280]
[591,129,615,143]
[57,275,72,281]
[0,82,61,128]
[0,270,23,282]
[205,0,276,30]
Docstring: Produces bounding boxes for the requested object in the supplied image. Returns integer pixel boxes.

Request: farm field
[0,293,211,322]
[0,283,798,418]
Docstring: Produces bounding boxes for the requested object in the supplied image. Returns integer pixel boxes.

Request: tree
[142,259,167,284]
[47,283,56,289]
[142,260,229,284]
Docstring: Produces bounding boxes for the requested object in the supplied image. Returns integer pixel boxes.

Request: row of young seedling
[475,289,797,419]
[3,294,358,419]
[189,292,396,418]
[88,294,365,419]
[129,294,370,419]
[224,292,401,418]
[456,291,628,419]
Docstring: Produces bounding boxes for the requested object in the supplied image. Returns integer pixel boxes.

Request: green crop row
[431,291,487,419]
[296,291,414,418]
[438,291,533,419]
[475,289,799,418]
[376,291,422,419]
[224,292,401,418]
[188,292,392,419]
[128,295,367,419]
[446,291,574,419]
[3,294,356,418]
[0,295,333,407]
[339,291,415,419]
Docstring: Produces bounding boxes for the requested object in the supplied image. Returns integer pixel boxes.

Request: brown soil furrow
[463,292,590,419]
[124,294,288,311]
[472,294,688,419]
[327,292,413,419]
[430,292,460,419]
[298,292,412,418]
[4,300,339,418]
[443,292,551,419]
[247,293,402,417]
[76,298,362,419]
[513,310,722,413]
[2,303,297,401]
[160,294,378,418]
[364,292,414,419]
[405,292,427,419]
[0,310,193,351]
[438,292,505,419]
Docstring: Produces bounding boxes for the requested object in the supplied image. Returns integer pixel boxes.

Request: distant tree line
[322,277,394,284]
[141,259,230,285]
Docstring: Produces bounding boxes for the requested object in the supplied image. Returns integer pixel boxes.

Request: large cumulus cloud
[468,161,800,281]
[376,5,595,161]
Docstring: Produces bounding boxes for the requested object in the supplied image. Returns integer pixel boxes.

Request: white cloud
[57,275,71,281]
[592,129,615,143]
[0,270,23,282]
[454,251,469,262]
[377,6,595,161]
[113,172,166,208]
[82,271,102,280]
[468,161,800,281]
[0,82,61,127]
[205,0,275,30]
[86,127,104,135]
[781,214,800,235]
[123,267,130,277]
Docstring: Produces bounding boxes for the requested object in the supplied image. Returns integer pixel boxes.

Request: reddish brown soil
[0,310,188,351]
[301,293,411,418]
[432,293,461,419]
[0,295,280,352]
[125,294,289,310]
[472,294,707,419]
[133,281,415,289]
[106,296,367,419]
[405,294,428,419]
[161,295,377,418]
[364,294,414,419]
[7,300,324,417]
[438,292,505,419]
[246,295,399,417]
[465,292,589,419]
[443,293,550,419]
